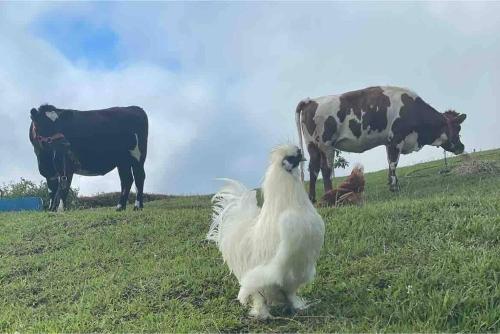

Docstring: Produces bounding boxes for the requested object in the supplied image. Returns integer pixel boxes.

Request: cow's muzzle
[454,144,465,155]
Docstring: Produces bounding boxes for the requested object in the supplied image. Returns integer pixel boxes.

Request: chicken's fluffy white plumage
[207,144,325,319]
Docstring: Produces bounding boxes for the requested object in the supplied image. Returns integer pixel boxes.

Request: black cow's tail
[296,98,309,182]
[138,110,148,166]
[130,107,148,166]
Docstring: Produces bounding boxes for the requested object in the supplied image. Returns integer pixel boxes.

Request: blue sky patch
[34,14,121,70]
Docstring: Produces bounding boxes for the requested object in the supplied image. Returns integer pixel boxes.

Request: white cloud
[425,2,500,35]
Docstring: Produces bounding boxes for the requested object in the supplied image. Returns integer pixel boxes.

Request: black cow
[29,104,148,211]
[295,86,467,201]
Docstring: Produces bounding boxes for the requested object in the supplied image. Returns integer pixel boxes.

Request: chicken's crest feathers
[270,144,300,164]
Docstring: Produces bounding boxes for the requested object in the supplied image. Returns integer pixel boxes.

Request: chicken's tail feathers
[213,178,247,194]
[207,178,259,245]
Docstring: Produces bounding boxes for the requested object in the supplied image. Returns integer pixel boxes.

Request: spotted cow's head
[441,110,466,155]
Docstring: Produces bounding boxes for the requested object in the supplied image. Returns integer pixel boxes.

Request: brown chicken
[321,164,365,207]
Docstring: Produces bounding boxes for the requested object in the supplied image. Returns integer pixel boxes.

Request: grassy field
[1,149,499,332]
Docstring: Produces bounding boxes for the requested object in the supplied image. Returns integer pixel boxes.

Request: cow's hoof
[133,206,143,211]
[116,204,126,211]
[48,203,57,212]
[390,185,400,192]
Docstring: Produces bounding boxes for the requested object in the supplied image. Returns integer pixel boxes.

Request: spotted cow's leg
[320,149,334,194]
[307,142,321,203]
[131,162,146,210]
[386,145,401,192]
[324,146,335,169]
[117,164,134,211]
[385,146,391,185]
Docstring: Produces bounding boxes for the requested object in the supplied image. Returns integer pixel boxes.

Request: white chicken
[207,144,325,319]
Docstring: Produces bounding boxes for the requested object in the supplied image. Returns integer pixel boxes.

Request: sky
[0,1,499,195]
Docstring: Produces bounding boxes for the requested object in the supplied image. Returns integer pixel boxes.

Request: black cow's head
[30,105,60,136]
[30,105,71,149]
[31,105,74,134]
[441,110,466,155]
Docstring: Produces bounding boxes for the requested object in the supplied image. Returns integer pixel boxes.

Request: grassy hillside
[1,149,499,332]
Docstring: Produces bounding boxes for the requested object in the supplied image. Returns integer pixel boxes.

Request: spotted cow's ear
[456,114,467,124]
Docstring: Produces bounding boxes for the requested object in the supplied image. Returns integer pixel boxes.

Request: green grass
[1,149,499,332]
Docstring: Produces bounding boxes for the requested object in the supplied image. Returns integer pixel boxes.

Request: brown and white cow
[295,86,466,201]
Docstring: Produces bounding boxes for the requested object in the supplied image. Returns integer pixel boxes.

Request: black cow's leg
[117,164,134,211]
[132,162,146,210]
[386,145,401,192]
[46,176,59,210]
[50,174,73,212]
[58,173,73,211]
[49,176,68,211]
[50,151,75,212]
[320,149,334,193]
[36,150,58,211]
[50,185,60,212]
[307,143,321,203]
[50,189,59,212]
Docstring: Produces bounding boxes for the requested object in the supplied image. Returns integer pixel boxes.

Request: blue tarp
[0,197,43,212]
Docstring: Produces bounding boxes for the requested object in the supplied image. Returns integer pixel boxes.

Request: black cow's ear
[457,114,467,124]
[30,108,38,117]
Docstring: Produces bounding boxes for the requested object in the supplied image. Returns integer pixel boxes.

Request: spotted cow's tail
[296,98,309,182]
